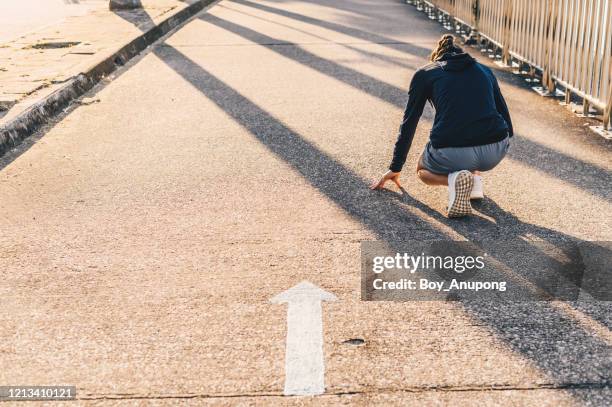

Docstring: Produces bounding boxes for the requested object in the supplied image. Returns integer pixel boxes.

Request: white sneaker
[447,170,473,218]
[470,175,484,200]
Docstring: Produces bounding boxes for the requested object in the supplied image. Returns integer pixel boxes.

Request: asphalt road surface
[0,0,610,405]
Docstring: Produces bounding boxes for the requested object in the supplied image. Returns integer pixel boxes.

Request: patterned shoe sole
[448,171,473,218]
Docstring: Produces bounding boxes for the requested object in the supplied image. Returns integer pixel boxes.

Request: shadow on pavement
[216,3,421,70]
[201,13,414,108]
[507,136,611,202]
[200,13,611,203]
[229,0,433,58]
[113,3,612,203]
[153,42,611,401]
[231,0,568,95]
[0,2,592,402]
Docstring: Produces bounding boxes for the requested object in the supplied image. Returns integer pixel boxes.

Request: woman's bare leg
[417,169,448,185]
[416,154,448,186]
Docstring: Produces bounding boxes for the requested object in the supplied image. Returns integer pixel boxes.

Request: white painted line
[271,281,337,396]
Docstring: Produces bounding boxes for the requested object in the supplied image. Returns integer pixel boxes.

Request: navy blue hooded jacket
[389,52,513,172]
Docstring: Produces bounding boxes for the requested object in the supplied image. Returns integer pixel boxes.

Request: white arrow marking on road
[271,281,337,396]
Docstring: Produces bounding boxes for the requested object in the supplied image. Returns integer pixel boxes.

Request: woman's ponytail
[430,34,462,61]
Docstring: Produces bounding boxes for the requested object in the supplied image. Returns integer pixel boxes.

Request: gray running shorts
[419,137,510,175]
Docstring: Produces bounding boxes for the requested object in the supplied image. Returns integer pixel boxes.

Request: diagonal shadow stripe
[508,136,611,202]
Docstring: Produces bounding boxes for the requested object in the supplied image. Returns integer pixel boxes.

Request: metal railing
[410,0,612,130]
[454,0,476,27]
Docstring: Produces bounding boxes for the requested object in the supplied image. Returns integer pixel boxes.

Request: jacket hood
[437,52,476,71]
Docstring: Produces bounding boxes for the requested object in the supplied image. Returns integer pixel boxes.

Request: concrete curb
[0,0,216,159]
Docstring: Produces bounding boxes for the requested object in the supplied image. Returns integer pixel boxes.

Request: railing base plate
[589,126,611,140]
[531,86,565,98]
[494,61,512,69]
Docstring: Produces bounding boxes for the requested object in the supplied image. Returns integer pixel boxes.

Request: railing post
[463,0,480,44]
[604,88,611,130]
[472,0,480,31]
[541,0,559,94]
[430,3,438,20]
[501,0,513,65]
[564,89,571,105]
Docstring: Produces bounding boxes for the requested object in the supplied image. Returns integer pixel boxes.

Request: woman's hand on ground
[370,170,401,190]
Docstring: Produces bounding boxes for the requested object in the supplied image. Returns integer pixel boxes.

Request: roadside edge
[0,0,217,159]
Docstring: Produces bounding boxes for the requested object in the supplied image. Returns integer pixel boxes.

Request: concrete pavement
[0,0,610,405]
[0,0,208,114]
[0,0,97,44]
